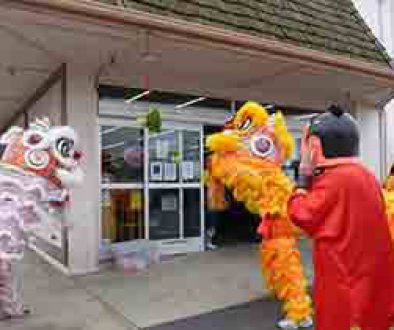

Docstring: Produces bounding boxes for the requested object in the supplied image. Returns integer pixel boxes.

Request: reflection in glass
[100,126,144,183]
[100,124,204,245]
[101,189,144,242]
[148,130,179,182]
[182,131,201,182]
[149,189,180,240]
[184,188,201,237]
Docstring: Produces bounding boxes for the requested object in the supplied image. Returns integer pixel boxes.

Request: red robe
[288,163,394,330]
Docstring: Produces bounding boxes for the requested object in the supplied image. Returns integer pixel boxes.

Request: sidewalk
[6,251,137,330]
[5,240,313,330]
[78,240,313,328]
[79,244,263,328]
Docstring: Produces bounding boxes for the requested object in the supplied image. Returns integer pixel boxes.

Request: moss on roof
[95,0,391,65]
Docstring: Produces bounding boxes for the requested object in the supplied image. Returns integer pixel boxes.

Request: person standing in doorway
[205,156,228,250]
[205,207,219,250]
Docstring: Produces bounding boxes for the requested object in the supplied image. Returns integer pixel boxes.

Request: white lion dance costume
[0,118,83,320]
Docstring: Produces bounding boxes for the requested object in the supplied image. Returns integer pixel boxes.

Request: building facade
[0,1,392,275]
[353,0,394,169]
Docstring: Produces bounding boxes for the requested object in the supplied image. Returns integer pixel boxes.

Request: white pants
[0,259,24,318]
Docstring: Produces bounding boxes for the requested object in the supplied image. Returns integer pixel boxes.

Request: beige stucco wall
[65,65,100,275]
[353,0,394,176]
[385,100,394,170]
[354,103,383,179]
[27,81,62,126]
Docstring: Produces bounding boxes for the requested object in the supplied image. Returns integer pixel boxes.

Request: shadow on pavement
[147,297,314,330]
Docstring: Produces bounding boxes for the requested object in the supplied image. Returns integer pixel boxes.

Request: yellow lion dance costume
[383,174,394,239]
[206,102,312,329]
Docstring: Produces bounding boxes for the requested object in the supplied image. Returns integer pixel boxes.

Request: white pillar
[385,100,394,170]
[65,65,99,275]
[354,103,382,179]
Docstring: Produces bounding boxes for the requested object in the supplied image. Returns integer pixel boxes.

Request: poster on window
[181,161,194,180]
[161,194,178,211]
[150,162,163,181]
[164,163,177,181]
[156,139,170,159]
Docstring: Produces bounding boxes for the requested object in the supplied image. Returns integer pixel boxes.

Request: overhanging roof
[98,0,391,66]
[12,0,394,81]
[0,0,391,125]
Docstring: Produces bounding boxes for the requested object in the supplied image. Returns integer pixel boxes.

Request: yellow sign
[130,190,143,210]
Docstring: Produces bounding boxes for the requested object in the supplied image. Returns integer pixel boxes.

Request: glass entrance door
[146,127,203,253]
[100,125,145,248]
[99,120,204,255]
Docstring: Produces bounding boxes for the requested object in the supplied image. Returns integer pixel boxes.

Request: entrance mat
[146,298,314,330]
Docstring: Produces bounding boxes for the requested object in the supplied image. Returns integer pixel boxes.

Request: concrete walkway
[79,244,263,328]
[78,241,313,328]
[5,251,137,330]
[5,241,312,330]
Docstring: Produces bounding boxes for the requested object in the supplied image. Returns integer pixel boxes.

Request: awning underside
[0,2,392,129]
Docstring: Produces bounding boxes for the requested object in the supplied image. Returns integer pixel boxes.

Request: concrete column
[383,0,394,56]
[354,103,382,179]
[385,100,394,171]
[65,65,99,275]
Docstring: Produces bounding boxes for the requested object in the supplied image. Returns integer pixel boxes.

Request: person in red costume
[288,105,394,330]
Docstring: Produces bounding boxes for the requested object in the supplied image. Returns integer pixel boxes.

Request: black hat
[309,105,359,158]
[389,164,394,176]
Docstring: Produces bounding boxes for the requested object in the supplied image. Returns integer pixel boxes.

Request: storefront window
[100,126,144,183]
[99,116,203,250]
[101,188,144,243]
[100,124,145,244]
[148,130,180,183]
[183,188,201,237]
[182,131,201,183]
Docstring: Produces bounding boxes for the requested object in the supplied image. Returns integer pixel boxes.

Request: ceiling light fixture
[102,141,125,151]
[125,90,150,104]
[175,97,206,110]
[296,113,319,121]
[100,126,122,136]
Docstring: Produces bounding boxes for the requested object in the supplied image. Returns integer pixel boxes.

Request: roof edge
[14,0,394,83]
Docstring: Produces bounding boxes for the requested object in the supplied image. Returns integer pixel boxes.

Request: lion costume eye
[55,137,74,159]
[23,131,49,150]
[239,118,252,131]
[49,126,79,168]
[250,135,274,158]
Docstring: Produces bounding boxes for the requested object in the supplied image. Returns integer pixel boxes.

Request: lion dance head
[207,101,294,166]
[0,117,83,189]
[206,101,295,220]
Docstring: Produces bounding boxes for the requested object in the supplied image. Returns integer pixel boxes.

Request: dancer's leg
[260,238,313,328]
[0,258,28,320]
